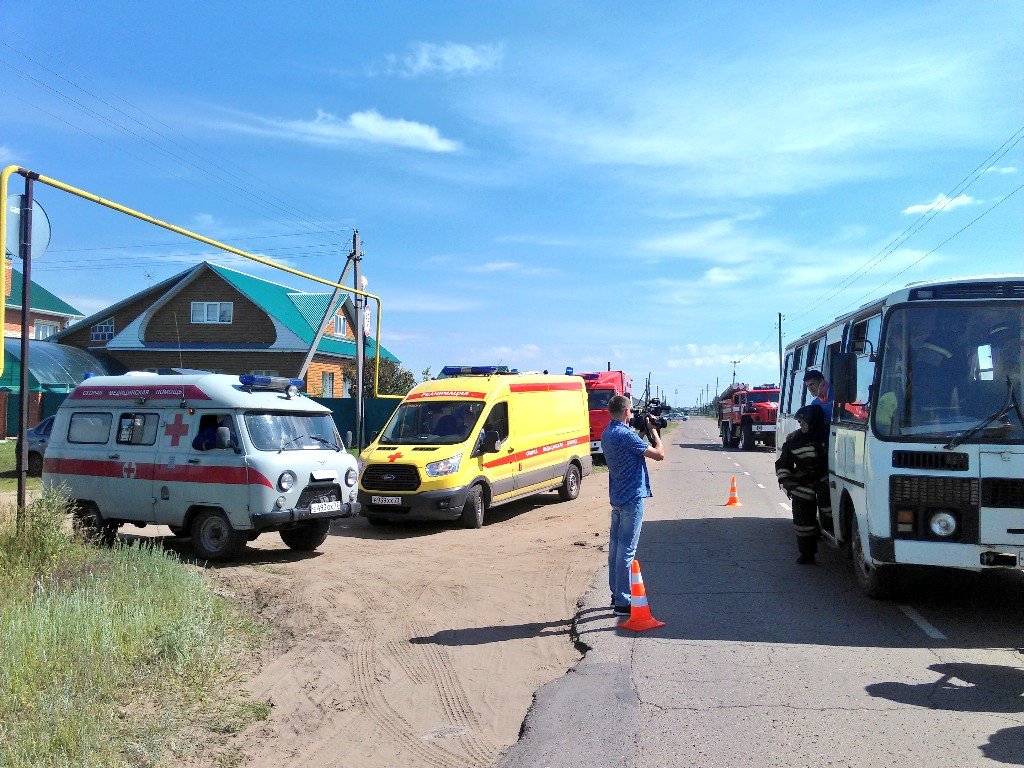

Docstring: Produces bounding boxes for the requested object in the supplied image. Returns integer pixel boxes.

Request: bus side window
[840,315,880,423]
[781,352,793,413]
[787,345,805,413]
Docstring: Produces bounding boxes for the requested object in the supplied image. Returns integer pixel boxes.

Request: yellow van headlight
[425,453,462,477]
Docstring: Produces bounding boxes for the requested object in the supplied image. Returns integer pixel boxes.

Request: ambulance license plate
[310,500,342,514]
[371,495,402,506]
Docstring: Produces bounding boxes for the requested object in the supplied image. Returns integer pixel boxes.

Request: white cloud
[984,165,1017,174]
[639,217,788,264]
[703,267,739,285]
[215,108,461,153]
[497,233,577,247]
[387,42,504,77]
[473,343,542,362]
[901,193,975,215]
[0,146,15,164]
[467,261,519,273]
[664,342,778,370]
[193,213,216,228]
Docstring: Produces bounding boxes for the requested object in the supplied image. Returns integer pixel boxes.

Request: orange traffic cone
[724,476,742,507]
[619,559,666,632]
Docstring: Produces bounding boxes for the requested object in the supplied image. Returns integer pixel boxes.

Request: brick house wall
[59,290,168,350]
[3,310,68,339]
[307,358,353,397]
[146,271,276,344]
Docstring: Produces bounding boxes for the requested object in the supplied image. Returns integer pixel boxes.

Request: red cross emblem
[164,413,189,446]
[122,461,137,480]
[387,450,403,463]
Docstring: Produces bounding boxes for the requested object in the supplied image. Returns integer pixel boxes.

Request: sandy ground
[158,467,617,768]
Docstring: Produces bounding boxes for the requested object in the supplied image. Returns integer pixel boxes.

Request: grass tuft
[0,489,268,768]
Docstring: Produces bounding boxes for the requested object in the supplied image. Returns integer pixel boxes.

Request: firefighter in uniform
[775,404,830,565]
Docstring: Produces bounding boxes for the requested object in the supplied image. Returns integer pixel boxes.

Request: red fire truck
[580,371,633,454]
[718,383,780,450]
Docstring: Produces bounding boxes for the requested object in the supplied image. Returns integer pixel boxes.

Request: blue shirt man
[803,369,833,423]
[601,396,665,615]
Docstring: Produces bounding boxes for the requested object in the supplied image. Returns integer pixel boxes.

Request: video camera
[629,397,669,443]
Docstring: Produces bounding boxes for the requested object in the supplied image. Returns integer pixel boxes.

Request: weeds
[0,489,268,768]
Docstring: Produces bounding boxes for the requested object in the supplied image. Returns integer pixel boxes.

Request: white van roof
[62,373,331,413]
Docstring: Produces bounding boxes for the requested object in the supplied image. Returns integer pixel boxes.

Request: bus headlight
[278,471,296,492]
[425,453,462,477]
[345,468,357,487]
[929,511,957,538]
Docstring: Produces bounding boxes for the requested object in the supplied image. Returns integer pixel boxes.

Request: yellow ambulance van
[358,366,592,528]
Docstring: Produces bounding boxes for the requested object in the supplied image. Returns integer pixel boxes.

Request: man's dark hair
[609,394,630,417]
[803,369,825,383]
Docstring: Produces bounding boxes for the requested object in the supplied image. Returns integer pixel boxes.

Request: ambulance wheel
[72,503,118,547]
[851,514,896,599]
[191,509,246,562]
[739,423,754,451]
[280,520,330,551]
[27,452,43,476]
[558,464,581,501]
[461,485,485,529]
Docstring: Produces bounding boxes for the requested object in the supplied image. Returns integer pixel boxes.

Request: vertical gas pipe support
[16,172,36,524]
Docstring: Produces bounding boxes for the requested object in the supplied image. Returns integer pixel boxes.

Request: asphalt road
[497,417,1024,768]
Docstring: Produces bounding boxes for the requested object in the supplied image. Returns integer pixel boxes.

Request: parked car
[16,415,54,476]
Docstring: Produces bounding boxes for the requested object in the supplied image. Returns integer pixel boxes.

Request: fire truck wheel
[739,422,755,451]
[280,520,330,551]
[720,424,730,447]
[728,425,740,449]
[461,485,485,529]
[191,509,246,562]
[558,464,582,501]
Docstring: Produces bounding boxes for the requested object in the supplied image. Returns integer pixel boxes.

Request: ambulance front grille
[362,464,420,492]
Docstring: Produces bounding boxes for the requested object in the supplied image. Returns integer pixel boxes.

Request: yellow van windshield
[380,401,484,445]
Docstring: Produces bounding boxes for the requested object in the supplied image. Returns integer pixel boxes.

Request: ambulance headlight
[345,468,357,487]
[929,511,957,538]
[425,453,462,477]
[278,471,297,492]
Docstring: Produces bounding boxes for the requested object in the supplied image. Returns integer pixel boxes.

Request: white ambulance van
[43,372,359,561]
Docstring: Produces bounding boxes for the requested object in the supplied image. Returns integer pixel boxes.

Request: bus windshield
[379,401,485,445]
[874,304,1024,441]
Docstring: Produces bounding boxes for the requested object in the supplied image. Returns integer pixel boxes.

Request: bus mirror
[832,352,858,403]
[853,338,876,361]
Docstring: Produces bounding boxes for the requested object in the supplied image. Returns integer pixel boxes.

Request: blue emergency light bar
[439,365,511,377]
[238,374,305,397]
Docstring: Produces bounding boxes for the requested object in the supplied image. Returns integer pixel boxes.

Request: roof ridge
[206,260,300,292]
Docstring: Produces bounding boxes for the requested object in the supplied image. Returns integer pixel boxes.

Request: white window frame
[90,317,115,342]
[33,320,60,340]
[332,315,346,336]
[190,301,233,324]
[321,371,335,397]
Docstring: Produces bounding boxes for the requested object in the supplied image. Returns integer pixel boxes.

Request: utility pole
[352,230,365,452]
[298,251,354,381]
[730,359,739,386]
[777,312,784,387]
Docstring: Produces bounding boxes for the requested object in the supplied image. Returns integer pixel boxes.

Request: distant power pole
[777,312,784,386]
[353,230,365,452]
[730,360,740,386]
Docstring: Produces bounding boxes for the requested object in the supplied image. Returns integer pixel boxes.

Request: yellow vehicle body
[358,372,593,528]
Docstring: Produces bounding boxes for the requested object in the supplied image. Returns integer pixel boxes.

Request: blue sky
[2,2,1021,405]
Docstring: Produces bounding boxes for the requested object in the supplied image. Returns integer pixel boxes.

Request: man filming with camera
[602,395,666,617]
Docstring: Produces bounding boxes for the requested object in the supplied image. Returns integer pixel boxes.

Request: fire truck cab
[718,383,780,450]
[580,370,633,454]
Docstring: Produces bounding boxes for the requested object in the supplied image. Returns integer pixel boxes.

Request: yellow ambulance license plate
[371,495,402,506]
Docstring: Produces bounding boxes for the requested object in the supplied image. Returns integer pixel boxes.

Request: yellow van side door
[479,401,517,502]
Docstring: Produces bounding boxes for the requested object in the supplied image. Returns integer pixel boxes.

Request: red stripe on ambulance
[44,457,273,488]
[508,382,582,393]
[482,434,589,468]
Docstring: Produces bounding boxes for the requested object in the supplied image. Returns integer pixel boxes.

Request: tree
[421,366,432,382]
[350,358,418,397]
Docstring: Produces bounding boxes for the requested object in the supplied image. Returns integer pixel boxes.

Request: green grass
[0,490,269,768]
[0,440,42,493]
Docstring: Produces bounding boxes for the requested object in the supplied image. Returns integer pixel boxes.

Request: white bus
[779,275,1024,598]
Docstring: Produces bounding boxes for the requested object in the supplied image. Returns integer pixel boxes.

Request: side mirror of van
[831,352,858,403]
[216,426,232,450]
[481,429,502,454]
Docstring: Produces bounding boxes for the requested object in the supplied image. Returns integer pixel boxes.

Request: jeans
[608,497,645,608]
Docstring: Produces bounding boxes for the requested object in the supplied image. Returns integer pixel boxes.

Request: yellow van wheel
[461,486,485,529]
[558,464,581,501]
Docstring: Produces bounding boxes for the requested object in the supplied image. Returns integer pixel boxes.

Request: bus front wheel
[851,515,895,600]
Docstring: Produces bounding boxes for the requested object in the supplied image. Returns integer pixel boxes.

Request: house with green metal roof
[4,263,84,339]
[52,261,399,397]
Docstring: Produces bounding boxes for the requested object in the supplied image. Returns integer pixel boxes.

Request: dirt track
[178,469,613,767]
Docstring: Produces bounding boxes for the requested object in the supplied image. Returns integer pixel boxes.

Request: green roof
[6,268,83,317]
[208,263,399,363]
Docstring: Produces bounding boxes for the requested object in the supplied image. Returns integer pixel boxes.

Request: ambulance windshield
[380,401,485,445]
[243,412,342,452]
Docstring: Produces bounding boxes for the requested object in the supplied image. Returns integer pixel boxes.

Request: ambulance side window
[193,414,237,451]
[483,402,509,441]
[116,413,159,446]
[68,412,113,444]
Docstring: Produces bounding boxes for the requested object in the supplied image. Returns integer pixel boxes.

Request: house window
[190,301,233,324]
[332,315,346,336]
[90,317,115,342]
[33,320,60,340]
[321,372,335,397]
